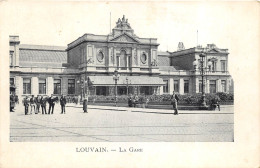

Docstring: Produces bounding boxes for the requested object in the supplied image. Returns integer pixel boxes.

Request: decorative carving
[151,59,157,66]
[134,49,137,65]
[110,48,114,64]
[87,58,94,64]
[115,15,132,29]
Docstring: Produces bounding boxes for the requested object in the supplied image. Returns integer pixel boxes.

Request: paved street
[10,104,234,142]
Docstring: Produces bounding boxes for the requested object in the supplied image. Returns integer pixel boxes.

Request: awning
[88,76,165,86]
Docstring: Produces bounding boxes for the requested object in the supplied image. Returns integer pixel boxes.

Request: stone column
[62,77,68,95]
[159,86,163,95]
[179,78,184,94]
[47,77,54,96]
[15,76,23,103]
[189,78,192,94]
[217,79,221,92]
[206,79,210,93]
[195,77,199,93]
[31,77,38,96]
[169,78,174,93]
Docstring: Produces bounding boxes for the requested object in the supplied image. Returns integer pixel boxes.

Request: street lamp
[77,75,88,113]
[193,48,211,109]
[124,77,131,96]
[113,70,120,106]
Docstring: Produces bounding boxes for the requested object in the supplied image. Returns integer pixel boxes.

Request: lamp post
[124,77,131,96]
[77,75,88,113]
[193,48,212,109]
[113,70,120,106]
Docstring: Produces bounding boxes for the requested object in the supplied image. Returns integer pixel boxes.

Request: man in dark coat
[60,95,66,114]
[35,95,41,114]
[48,95,57,114]
[10,94,15,112]
[171,91,179,115]
[30,95,36,114]
[24,96,30,115]
[40,96,47,114]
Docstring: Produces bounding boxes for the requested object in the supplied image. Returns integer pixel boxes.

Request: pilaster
[31,77,38,96]
[47,77,54,96]
[179,78,184,94]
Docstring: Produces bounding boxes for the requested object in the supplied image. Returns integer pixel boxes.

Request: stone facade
[9,16,233,103]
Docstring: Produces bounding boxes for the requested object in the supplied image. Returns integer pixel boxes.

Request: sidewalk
[67,104,234,114]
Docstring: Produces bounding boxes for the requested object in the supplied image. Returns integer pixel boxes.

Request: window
[23,78,31,94]
[163,80,168,93]
[184,80,189,93]
[120,50,127,68]
[96,86,107,96]
[209,80,216,93]
[80,48,86,64]
[68,79,75,94]
[174,80,179,93]
[39,79,46,94]
[199,80,202,93]
[54,79,61,95]
[221,80,226,92]
[221,60,226,72]
[10,78,14,85]
[212,61,217,72]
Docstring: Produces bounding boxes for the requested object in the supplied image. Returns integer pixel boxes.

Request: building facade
[9,16,233,102]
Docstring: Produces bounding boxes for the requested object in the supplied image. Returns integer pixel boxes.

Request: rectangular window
[23,78,31,94]
[199,80,202,93]
[221,60,226,72]
[39,79,46,94]
[209,80,216,93]
[212,61,217,72]
[184,80,189,93]
[10,78,14,85]
[221,80,226,92]
[54,79,61,95]
[163,80,168,93]
[174,80,179,93]
[68,79,75,94]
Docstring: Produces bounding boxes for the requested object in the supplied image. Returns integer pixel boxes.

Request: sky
[0,1,259,76]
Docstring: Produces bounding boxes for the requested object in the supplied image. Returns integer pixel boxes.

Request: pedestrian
[48,94,57,114]
[24,96,30,115]
[30,95,36,114]
[10,94,15,112]
[60,95,66,114]
[171,91,179,115]
[128,94,133,107]
[35,95,41,114]
[133,94,139,108]
[40,96,47,114]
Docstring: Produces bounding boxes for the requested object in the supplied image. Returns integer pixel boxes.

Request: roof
[88,76,165,86]
[158,66,182,71]
[158,56,170,66]
[157,51,171,56]
[19,44,67,51]
[19,44,67,67]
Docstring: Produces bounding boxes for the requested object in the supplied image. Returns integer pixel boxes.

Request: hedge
[86,92,234,105]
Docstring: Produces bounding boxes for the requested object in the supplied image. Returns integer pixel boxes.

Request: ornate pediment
[110,33,139,43]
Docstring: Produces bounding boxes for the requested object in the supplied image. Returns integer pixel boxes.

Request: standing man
[60,95,66,114]
[48,94,56,115]
[24,96,30,115]
[40,96,47,114]
[171,91,179,115]
[30,95,36,114]
[35,95,41,114]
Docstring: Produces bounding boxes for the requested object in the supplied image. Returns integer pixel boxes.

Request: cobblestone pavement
[10,104,234,142]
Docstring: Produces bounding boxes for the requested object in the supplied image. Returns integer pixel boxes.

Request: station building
[9,15,233,102]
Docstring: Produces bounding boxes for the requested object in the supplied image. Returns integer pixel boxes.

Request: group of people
[23,94,67,115]
[127,94,149,108]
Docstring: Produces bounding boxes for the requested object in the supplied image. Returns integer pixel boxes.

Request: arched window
[120,50,127,67]
[97,51,104,62]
